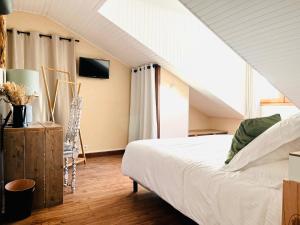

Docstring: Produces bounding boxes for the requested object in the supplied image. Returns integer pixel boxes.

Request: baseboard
[79,149,125,158]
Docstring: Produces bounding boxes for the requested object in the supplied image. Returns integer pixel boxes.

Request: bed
[122,113,300,225]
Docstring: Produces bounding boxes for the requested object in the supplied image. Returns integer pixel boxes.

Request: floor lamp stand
[41,66,86,165]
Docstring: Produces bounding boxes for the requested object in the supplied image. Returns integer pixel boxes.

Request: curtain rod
[7,29,80,43]
[133,64,159,73]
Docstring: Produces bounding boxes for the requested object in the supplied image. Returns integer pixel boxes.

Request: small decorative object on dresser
[282,152,300,225]
[6,69,39,125]
[0,82,37,127]
[11,104,26,128]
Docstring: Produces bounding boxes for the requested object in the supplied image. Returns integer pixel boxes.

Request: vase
[12,105,27,128]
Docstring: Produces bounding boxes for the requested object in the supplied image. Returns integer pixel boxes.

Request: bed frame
[132,179,152,193]
[133,180,138,192]
[131,179,197,224]
[131,177,150,193]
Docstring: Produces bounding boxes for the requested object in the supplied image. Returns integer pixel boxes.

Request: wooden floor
[6,155,197,225]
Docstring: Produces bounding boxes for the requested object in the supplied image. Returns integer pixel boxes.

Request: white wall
[160,68,189,138]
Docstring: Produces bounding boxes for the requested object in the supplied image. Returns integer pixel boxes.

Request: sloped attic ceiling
[13,0,246,119]
[180,0,300,108]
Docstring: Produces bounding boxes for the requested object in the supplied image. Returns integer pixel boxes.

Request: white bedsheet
[121,135,288,225]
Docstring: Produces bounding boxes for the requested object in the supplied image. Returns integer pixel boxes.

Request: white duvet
[122,110,300,225]
[122,135,288,225]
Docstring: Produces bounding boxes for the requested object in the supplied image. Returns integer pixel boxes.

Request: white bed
[122,113,300,225]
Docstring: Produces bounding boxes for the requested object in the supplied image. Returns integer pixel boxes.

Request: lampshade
[6,69,39,96]
[0,0,12,15]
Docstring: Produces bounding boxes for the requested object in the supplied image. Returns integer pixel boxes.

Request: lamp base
[12,105,27,128]
[25,104,33,125]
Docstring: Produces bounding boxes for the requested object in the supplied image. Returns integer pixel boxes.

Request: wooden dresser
[1,122,63,209]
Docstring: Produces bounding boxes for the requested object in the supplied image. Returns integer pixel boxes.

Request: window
[260,95,292,106]
[252,70,299,119]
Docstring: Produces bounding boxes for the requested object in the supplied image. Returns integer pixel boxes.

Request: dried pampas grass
[0,82,34,105]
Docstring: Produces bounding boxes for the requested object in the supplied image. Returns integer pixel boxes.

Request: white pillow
[224,112,300,171]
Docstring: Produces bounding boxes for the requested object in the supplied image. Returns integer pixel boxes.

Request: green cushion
[225,114,281,164]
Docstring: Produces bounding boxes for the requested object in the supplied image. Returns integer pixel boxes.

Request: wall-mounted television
[79,57,110,79]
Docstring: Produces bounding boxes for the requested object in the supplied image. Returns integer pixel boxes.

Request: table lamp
[6,69,39,124]
[0,0,12,15]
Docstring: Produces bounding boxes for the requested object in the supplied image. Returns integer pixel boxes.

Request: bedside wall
[209,117,241,135]
[189,106,242,134]
[189,106,210,130]
[7,12,131,153]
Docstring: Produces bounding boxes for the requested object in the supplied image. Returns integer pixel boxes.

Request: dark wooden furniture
[188,129,228,137]
[1,122,63,209]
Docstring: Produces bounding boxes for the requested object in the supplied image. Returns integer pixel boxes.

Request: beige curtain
[128,64,157,142]
[245,63,264,118]
[245,63,254,118]
[5,29,76,128]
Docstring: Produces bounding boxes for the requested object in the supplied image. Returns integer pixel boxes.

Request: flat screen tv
[79,57,110,79]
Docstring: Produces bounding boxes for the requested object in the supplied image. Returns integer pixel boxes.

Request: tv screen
[79,57,109,79]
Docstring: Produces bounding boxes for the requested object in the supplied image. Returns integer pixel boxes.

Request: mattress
[121,135,288,225]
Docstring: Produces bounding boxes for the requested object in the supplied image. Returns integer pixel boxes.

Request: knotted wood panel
[282,180,300,225]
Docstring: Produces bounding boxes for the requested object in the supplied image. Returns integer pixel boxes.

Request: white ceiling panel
[13,0,159,67]
[180,0,300,108]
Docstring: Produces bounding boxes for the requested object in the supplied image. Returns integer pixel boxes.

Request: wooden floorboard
[4,155,197,225]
